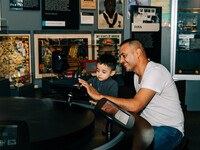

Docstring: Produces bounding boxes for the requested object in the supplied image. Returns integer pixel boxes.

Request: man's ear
[110,70,116,76]
[136,48,142,57]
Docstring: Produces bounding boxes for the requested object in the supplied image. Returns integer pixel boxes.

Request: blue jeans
[152,126,183,150]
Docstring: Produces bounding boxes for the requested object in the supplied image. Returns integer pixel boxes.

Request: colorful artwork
[94,33,121,60]
[0,34,31,83]
[34,34,92,78]
[94,33,122,74]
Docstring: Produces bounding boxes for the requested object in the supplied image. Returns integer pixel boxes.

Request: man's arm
[79,78,156,113]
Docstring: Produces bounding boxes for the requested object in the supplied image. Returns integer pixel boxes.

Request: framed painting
[34,34,92,78]
[0,34,31,83]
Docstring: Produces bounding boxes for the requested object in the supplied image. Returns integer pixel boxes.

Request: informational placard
[151,0,171,27]
[81,12,94,24]
[42,0,79,29]
[131,5,162,63]
[81,0,96,9]
[10,0,40,10]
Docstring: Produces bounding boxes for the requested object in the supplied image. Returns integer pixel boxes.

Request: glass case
[171,0,200,80]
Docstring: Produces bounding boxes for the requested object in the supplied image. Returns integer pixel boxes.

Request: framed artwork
[98,0,124,29]
[94,33,121,60]
[81,0,96,9]
[34,34,92,78]
[0,34,31,83]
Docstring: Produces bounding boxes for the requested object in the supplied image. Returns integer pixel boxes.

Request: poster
[94,33,121,59]
[151,0,171,27]
[34,34,92,78]
[42,0,79,29]
[10,0,40,10]
[98,0,124,29]
[94,33,122,74]
[131,5,162,63]
[0,34,31,83]
[128,0,149,19]
[131,6,161,32]
[81,0,96,9]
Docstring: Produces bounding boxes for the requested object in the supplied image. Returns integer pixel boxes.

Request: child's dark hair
[97,54,117,71]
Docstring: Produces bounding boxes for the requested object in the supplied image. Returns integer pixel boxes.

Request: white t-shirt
[134,61,184,135]
[98,11,123,29]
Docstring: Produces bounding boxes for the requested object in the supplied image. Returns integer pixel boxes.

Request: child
[79,54,118,97]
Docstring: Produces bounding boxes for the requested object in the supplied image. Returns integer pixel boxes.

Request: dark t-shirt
[87,77,118,97]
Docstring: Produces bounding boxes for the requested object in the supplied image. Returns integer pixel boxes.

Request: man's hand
[78,78,103,100]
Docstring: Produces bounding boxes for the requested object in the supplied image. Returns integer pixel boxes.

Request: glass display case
[171,0,200,80]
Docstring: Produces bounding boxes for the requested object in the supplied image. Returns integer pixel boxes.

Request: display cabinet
[171,0,200,80]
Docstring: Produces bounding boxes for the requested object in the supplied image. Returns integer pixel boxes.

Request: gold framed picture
[34,34,92,78]
[0,34,31,83]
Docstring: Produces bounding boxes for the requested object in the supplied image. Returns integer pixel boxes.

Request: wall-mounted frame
[34,34,92,78]
[0,34,31,83]
[81,0,96,9]
[94,33,121,60]
[98,0,124,29]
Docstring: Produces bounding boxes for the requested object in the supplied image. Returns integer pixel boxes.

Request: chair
[174,136,189,150]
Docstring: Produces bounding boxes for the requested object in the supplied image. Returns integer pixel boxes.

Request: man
[98,0,123,29]
[79,39,184,149]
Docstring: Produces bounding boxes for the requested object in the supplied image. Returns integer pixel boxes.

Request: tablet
[95,98,135,130]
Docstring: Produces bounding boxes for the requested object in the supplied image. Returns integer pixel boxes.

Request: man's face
[119,43,138,72]
[104,0,116,14]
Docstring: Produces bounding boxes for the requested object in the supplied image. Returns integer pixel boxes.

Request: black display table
[0,97,154,150]
[0,97,95,150]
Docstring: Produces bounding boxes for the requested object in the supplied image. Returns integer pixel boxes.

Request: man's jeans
[153,126,183,150]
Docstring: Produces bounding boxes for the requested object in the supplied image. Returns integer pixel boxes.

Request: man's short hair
[97,54,117,71]
[120,38,145,53]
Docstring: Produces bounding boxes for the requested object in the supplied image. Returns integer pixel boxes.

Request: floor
[183,111,200,150]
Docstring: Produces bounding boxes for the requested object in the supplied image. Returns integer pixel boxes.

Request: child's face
[96,63,115,81]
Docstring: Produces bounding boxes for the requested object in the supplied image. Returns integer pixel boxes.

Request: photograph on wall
[151,0,171,27]
[131,5,161,32]
[0,34,31,84]
[98,0,124,29]
[10,0,40,10]
[34,34,92,78]
[81,0,96,9]
[128,0,149,19]
[42,0,79,29]
[131,5,162,63]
